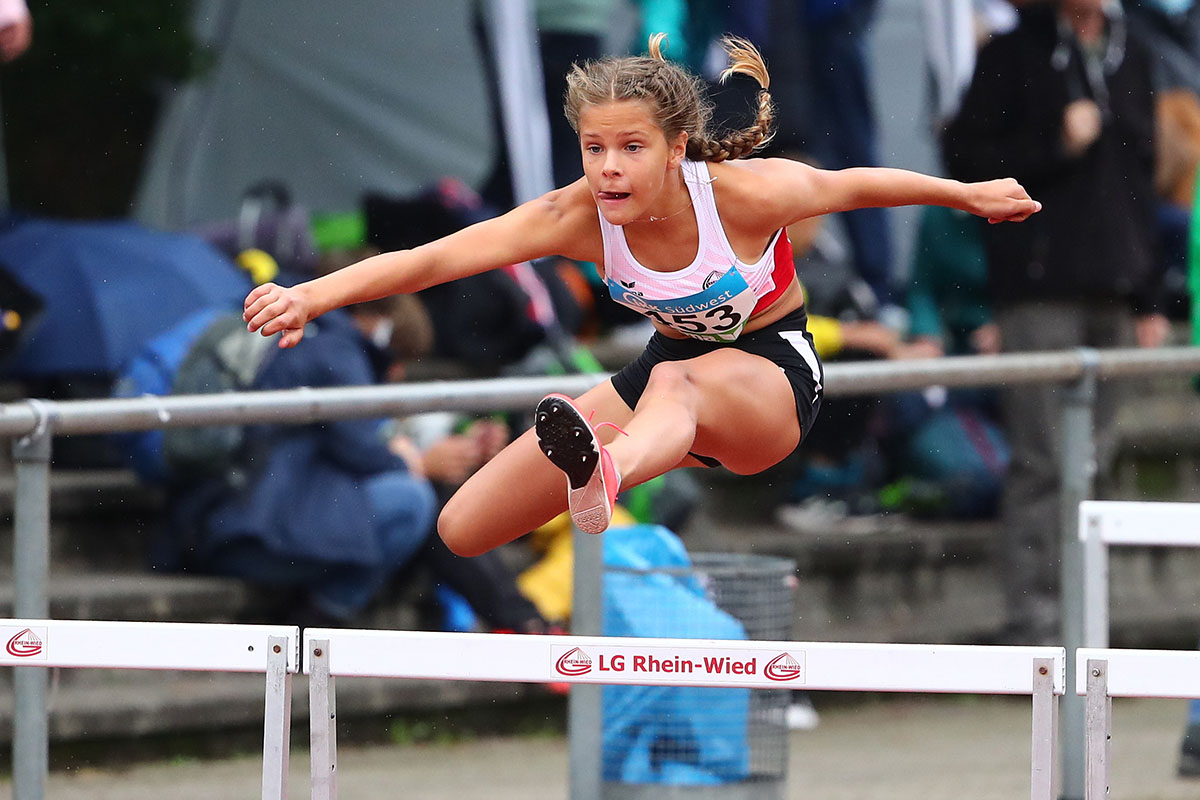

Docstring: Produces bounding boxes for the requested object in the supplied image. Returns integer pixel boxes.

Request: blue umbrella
[0,218,253,377]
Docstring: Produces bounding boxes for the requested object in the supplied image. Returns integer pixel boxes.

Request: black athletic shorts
[610,307,823,468]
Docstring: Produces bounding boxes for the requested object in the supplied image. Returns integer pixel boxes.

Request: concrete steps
[0,572,254,623]
[690,510,1200,648]
[0,670,543,745]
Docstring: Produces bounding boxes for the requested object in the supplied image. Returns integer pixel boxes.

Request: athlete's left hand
[967,178,1041,224]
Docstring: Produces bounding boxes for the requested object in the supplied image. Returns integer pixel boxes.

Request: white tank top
[599,159,783,342]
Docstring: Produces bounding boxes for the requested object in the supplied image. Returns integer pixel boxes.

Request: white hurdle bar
[0,619,300,800]
[1075,648,1200,800]
[1079,500,1200,648]
[303,629,1065,800]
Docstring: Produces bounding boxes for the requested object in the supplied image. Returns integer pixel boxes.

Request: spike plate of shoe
[535,396,598,490]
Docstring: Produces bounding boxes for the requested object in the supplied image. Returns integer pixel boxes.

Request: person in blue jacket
[167,300,438,626]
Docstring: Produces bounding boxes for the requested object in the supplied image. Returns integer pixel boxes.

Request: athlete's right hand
[244,282,312,349]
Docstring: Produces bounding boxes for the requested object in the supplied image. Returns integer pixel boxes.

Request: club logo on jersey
[6,628,44,658]
[703,270,723,290]
[555,647,593,676]
[764,652,804,682]
[619,279,636,289]
[615,290,654,312]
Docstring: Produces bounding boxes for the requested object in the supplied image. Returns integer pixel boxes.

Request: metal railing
[4,345,1200,800]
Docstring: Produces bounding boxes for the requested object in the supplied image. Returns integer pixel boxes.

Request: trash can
[602,551,798,800]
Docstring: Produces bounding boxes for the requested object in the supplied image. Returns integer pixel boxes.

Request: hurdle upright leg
[1031,657,1059,800]
[262,634,293,800]
[310,639,338,800]
[1084,659,1111,800]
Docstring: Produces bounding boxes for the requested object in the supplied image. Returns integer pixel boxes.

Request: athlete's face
[578,100,688,226]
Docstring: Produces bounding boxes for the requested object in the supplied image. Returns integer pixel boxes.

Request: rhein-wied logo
[555,647,593,677]
[6,628,43,658]
[764,652,803,682]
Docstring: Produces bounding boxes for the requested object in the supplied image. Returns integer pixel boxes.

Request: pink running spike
[536,394,623,534]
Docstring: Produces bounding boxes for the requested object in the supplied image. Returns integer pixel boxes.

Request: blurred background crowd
[0,0,1198,728]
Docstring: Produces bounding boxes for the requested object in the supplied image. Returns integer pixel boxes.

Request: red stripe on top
[751,229,796,316]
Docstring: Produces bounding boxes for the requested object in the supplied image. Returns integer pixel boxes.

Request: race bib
[607,267,758,342]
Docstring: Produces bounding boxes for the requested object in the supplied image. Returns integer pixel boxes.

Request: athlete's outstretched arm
[757,158,1040,229]
[244,181,597,347]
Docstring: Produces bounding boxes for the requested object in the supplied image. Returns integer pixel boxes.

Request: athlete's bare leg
[607,348,801,482]
[437,349,801,556]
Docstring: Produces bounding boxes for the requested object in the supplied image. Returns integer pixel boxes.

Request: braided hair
[564,34,775,163]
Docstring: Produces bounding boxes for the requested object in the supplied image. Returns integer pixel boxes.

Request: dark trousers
[995,299,1134,641]
[800,0,894,306]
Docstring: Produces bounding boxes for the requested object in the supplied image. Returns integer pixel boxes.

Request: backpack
[900,404,1011,519]
[112,310,276,484]
[191,181,319,278]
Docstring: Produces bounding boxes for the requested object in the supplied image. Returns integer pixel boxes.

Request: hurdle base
[604,779,782,800]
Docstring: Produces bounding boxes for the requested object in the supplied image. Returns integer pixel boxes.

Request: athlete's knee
[645,360,701,401]
[437,498,487,558]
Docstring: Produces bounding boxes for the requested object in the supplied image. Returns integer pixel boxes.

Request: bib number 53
[648,305,743,334]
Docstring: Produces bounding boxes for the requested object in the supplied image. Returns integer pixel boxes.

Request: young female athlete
[243,35,1040,557]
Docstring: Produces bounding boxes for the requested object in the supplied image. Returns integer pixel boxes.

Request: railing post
[568,524,603,800]
[12,403,53,800]
[1061,349,1098,800]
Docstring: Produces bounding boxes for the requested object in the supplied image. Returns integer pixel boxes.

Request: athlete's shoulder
[708,158,808,231]
[536,177,595,220]
[532,177,603,261]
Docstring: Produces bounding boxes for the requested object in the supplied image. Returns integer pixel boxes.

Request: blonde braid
[688,36,776,162]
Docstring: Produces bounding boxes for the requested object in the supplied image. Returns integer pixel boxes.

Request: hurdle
[1078,500,1200,648]
[0,619,299,800]
[1074,647,1200,799]
[302,629,1065,800]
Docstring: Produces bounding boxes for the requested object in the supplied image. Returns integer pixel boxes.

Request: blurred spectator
[774,205,919,531]
[943,0,1168,644]
[0,0,31,211]
[161,293,551,633]
[792,0,896,307]
[163,302,438,627]
[779,201,1010,526]
[1153,88,1200,320]
[1131,1,1200,754]
[880,205,1010,521]
[707,0,896,307]
[0,0,31,63]
[922,0,1019,125]
[535,0,614,189]
[905,205,997,359]
[389,408,555,634]
[1127,0,1200,320]
[1126,0,1200,96]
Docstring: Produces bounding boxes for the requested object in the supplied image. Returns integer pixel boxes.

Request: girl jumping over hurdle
[243,35,1040,557]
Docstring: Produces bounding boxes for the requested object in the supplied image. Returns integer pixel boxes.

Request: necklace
[644,196,694,223]
[641,173,714,222]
